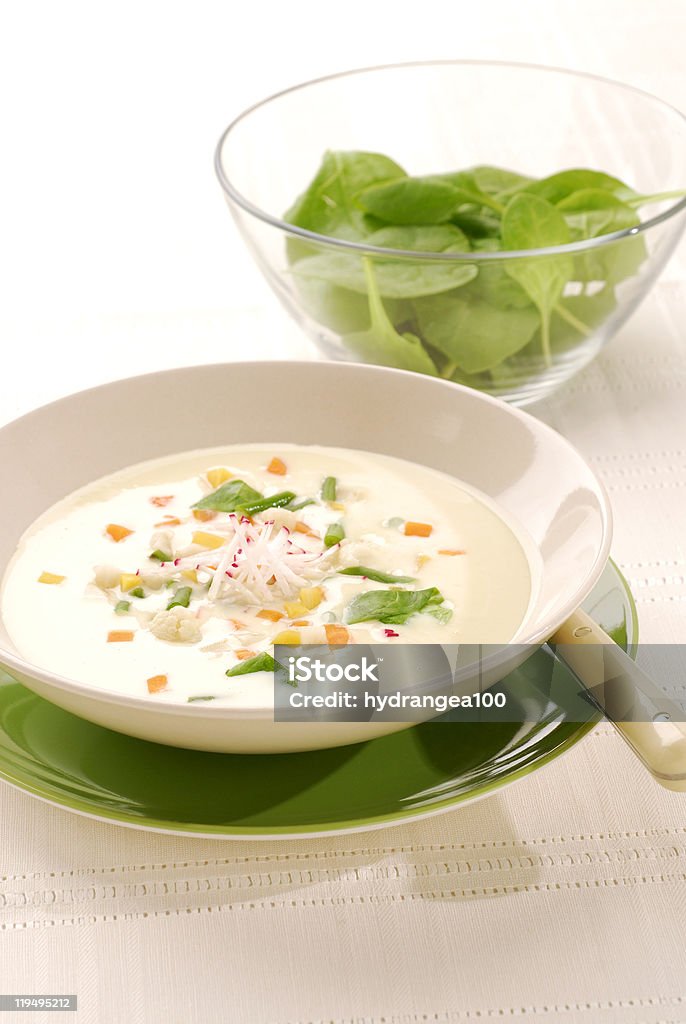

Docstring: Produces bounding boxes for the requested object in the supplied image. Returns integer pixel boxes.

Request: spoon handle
[550,609,686,792]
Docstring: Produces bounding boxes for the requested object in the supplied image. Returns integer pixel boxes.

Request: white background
[1,0,685,421]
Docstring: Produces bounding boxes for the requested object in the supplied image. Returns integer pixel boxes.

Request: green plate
[0,561,636,838]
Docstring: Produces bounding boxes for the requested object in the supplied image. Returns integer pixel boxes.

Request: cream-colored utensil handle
[550,609,686,792]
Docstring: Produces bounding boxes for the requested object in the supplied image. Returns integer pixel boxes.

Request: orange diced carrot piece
[229,618,247,630]
[267,457,287,475]
[150,495,174,508]
[147,674,168,693]
[155,516,182,528]
[404,521,433,538]
[325,624,349,645]
[235,648,256,660]
[438,549,465,556]
[107,630,134,643]
[291,619,310,627]
[106,523,133,542]
[38,571,65,585]
[257,609,284,622]
[266,575,276,586]
[294,521,320,538]
[193,509,217,522]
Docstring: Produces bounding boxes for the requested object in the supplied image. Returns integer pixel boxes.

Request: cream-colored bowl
[0,362,611,752]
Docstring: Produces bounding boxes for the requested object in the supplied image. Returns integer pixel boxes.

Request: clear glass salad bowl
[215,61,686,405]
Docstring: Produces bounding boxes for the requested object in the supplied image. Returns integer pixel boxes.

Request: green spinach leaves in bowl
[284,151,684,398]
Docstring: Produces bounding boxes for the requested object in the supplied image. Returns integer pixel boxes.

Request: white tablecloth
[2,1,686,1020]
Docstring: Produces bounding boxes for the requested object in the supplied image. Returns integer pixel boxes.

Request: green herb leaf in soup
[343,259,438,374]
[193,479,262,513]
[284,150,406,243]
[501,194,573,365]
[415,293,539,373]
[238,491,296,516]
[346,586,447,625]
[338,566,416,584]
[226,651,280,677]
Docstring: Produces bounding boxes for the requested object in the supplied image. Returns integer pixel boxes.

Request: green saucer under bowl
[0,561,636,838]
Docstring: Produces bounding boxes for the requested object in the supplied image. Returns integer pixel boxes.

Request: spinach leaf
[226,651,283,677]
[193,479,262,513]
[346,586,446,625]
[292,278,372,334]
[240,491,296,516]
[468,238,533,309]
[518,168,636,205]
[625,188,686,209]
[555,189,645,285]
[358,176,463,225]
[450,208,502,238]
[501,194,573,364]
[470,165,535,198]
[415,292,539,373]
[284,150,405,243]
[343,259,438,374]
[338,566,416,584]
[294,225,475,299]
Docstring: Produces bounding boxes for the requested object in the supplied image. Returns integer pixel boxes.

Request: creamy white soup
[1,445,535,706]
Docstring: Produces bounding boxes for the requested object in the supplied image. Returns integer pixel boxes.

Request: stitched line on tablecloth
[3,872,686,929]
[622,559,686,569]
[277,995,686,1022]
[629,574,686,588]
[605,480,686,491]
[591,451,686,462]
[3,844,686,901]
[560,375,686,396]
[4,822,686,881]
[596,464,686,478]
[634,594,686,603]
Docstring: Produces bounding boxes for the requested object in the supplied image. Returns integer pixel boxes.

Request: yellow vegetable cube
[284,600,308,619]
[299,586,324,610]
[192,531,225,550]
[38,572,65,585]
[272,630,301,646]
[206,467,232,488]
[120,573,141,592]
[181,569,198,583]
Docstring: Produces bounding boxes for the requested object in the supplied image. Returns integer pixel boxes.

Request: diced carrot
[291,619,310,627]
[107,630,134,643]
[235,648,256,660]
[193,509,217,522]
[438,549,466,556]
[150,495,174,508]
[38,571,65,585]
[404,522,433,538]
[106,523,133,542]
[266,575,276,586]
[120,573,141,592]
[325,624,349,645]
[207,467,232,488]
[147,674,168,693]
[295,521,320,538]
[229,618,247,630]
[267,457,287,475]
[192,531,224,550]
[155,516,182,528]
[272,629,301,645]
[257,609,285,622]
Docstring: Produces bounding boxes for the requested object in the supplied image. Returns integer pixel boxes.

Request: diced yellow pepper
[299,586,324,610]
[206,467,232,488]
[192,531,225,550]
[181,569,198,583]
[120,573,141,592]
[330,501,346,511]
[38,571,65,585]
[272,629,301,646]
[284,600,308,619]
[416,554,431,569]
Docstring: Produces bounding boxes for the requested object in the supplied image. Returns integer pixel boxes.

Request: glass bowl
[215,61,686,405]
